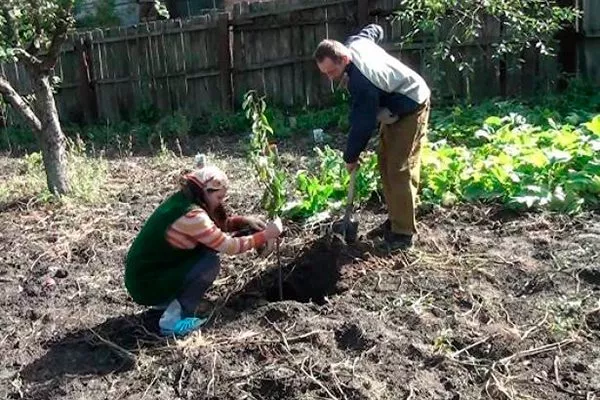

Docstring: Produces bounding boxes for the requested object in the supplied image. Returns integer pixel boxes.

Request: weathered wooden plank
[205,18,222,113]
[90,29,106,121]
[520,47,539,96]
[312,5,330,106]
[264,13,282,105]
[217,13,233,111]
[150,21,171,114]
[203,18,218,114]
[114,26,133,120]
[166,19,186,112]
[76,32,97,124]
[231,21,247,105]
[230,0,353,22]
[105,27,121,120]
[97,27,110,121]
[326,1,352,42]
[249,4,266,99]
[123,25,139,118]
[505,54,524,97]
[139,22,156,116]
[290,3,306,105]
[185,15,211,114]
[301,7,317,106]
[357,0,369,28]
[180,18,194,115]
[245,21,262,99]
[279,12,294,106]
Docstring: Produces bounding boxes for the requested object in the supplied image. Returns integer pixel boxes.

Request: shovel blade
[332,219,359,243]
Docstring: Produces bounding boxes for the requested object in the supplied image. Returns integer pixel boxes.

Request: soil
[1,136,599,400]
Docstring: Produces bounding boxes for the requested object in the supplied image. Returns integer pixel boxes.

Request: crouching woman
[125,163,282,337]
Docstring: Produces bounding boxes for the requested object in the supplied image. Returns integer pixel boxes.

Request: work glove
[377,107,399,125]
[255,217,282,258]
[263,217,283,239]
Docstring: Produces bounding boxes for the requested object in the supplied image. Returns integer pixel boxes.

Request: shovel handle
[343,169,357,224]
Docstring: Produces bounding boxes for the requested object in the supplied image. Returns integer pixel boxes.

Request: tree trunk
[34,74,70,195]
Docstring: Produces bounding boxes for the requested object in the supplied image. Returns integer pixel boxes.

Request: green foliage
[1,125,39,152]
[548,296,585,338]
[283,146,379,221]
[134,99,162,125]
[295,104,350,133]
[0,0,75,63]
[192,111,249,135]
[395,0,578,55]
[152,0,170,19]
[393,0,579,98]
[429,81,600,147]
[190,104,349,138]
[422,113,600,214]
[0,135,108,204]
[242,91,288,218]
[75,0,120,29]
[156,112,190,141]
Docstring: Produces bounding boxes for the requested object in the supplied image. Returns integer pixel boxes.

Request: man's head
[313,39,351,81]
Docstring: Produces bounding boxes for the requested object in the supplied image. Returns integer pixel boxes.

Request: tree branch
[0,75,42,133]
[14,49,43,68]
[41,0,75,71]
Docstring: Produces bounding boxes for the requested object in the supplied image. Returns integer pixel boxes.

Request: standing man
[314,24,431,251]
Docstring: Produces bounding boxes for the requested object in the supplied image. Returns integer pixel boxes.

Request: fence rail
[1,0,573,126]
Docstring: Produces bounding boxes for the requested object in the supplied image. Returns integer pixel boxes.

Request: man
[314,24,431,251]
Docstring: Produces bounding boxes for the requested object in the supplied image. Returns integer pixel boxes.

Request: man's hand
[345,161,359,172]
[244,216,267,231]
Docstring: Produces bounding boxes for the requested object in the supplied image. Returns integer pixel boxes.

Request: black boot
[367,219,391,239]
[383,229,413,251]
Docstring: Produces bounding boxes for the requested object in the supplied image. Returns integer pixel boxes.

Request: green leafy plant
[421,113,600,213]
[295,104,349,133]
[283,146,380,221]
[155,112,190,143]
[242,91,288,218]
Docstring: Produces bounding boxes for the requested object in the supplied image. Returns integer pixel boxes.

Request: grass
[0,136,108,205]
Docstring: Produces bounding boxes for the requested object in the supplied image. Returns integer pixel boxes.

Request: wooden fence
[1,0,567,125]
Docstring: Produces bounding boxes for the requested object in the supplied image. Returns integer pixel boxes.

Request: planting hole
[265,239,341,305]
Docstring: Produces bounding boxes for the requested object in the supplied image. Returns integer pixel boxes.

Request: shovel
[332,168,359,243]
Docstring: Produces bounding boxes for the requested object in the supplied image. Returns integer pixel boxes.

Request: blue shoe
[160,317,207,337]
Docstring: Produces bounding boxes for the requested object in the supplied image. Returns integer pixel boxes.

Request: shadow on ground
[20,309,165,398]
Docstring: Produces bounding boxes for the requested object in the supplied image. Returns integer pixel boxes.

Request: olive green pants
[378,101,430,235]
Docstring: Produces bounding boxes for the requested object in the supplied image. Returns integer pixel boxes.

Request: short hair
[313,39,348,63]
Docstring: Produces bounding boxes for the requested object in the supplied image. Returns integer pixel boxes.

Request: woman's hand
[244,216,267,231]
[264,217,283,239]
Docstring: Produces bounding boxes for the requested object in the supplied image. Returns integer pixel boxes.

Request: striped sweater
[166,208,267,254]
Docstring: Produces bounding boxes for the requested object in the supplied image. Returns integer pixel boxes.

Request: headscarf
[185,166,229,191]
[185,154,229,191]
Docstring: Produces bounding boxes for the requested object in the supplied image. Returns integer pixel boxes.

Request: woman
[125,161,282,337]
